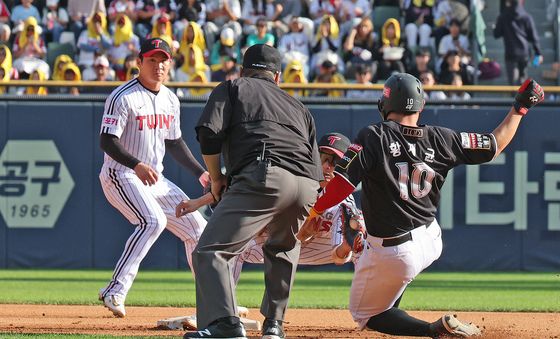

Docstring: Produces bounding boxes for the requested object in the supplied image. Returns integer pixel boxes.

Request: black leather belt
[382,232,413,247]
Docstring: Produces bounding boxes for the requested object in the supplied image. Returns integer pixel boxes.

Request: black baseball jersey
[335,120,497,238]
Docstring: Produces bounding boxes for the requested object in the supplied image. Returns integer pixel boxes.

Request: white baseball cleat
[99,293,126,318]
[439,314,481,337]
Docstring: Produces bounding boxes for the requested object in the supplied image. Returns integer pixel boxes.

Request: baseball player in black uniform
[184,44,323,339]
[298,73,544,337]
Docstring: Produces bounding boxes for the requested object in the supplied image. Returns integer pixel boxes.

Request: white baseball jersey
[98,78,207,300]
[232,192,361,281]
[100,78,181,174]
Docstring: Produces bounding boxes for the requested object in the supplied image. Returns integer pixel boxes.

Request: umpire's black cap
[318,132,351,159]
[242,44,282,73]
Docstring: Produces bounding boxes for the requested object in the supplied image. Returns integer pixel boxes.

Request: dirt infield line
[0,304,558,338]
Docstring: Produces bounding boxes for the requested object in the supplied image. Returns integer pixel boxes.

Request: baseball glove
[513,78,544,115]
[340,203,366,253]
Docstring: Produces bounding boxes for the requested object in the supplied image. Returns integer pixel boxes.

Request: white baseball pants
[350,219,443,330]
[99,168,207,298]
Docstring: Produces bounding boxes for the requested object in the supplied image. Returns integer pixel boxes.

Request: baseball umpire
[184,44,322,339]
[297,73,544,337]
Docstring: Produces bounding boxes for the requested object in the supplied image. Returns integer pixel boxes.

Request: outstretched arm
[492,79,544,157]
[176,192,215,217]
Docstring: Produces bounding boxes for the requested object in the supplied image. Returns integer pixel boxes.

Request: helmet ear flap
[377,98,386,120]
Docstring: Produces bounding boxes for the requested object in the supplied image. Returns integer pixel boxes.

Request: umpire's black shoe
[262,318,285,339]
[183,316,247,339]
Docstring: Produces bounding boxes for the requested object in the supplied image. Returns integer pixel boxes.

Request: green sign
[0,140,74,228]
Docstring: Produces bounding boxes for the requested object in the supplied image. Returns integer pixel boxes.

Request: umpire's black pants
[192,163,319,329]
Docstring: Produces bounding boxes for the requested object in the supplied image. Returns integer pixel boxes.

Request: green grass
[0,269,558,312]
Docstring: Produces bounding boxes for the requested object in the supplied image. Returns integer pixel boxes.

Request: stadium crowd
[0,0,501,98]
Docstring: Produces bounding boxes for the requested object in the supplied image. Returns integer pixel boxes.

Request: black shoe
[262,318,285,339]
[183,317,247,339]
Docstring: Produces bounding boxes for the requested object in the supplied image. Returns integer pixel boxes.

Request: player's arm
[176,192,215,217]
[165,138,209,187]
[492,79,544,157]
[297,144,365,242]
[99,133,158,185]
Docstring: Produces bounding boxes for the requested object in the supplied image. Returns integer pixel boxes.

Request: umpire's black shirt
[196,74,323,181]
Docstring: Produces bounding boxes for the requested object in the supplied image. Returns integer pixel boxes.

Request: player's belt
[382,233,412,247]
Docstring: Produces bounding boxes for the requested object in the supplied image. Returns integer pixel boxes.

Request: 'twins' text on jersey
[335,120,498,238]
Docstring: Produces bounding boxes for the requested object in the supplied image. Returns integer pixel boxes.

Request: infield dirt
[0,304,558,338]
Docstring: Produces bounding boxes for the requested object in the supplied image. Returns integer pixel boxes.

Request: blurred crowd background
[0,0,553,98]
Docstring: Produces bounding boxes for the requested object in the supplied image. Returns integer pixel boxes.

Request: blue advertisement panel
[1,102,93,267]
[0,102,558,270]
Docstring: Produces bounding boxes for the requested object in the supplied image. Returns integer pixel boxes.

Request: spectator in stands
[419,69,447,100]
[339,0,369,37]
[209,27,240,68]
[175,42,210,82]
[174,0,206,37]
[404,0,434,49]
[438,18,470,60]
[282,59,307,97]
[211,54,238,82]
[0,0,11,43]
[277,0,303,31]
[241,0,284,36]
[407,46,434,78]
[438,49,474,85]
[107,0,136,24]
[445,73,470,100]
[68,0,106,43]
[346,63,379,99]
[25,69,48,95]
[77,12,112,68]
[11,0,41,26]
[375,18,407,81]
[59,62,81,95]
[0,44,18,81]
[109,14,139,69]
[245,18,275,49]
[203,0,242,51]
[342,16,375,72]
[12,17,49,77]
[431,0,454,48]
[310,15,341,77]
[278,17,311,74]
[42,0,69,43]
[311,59,346,97]
[179,21,207,58]
[135,0,177,41]
[494,0,542,85]
[0,65,9,93]
[83,55,115,93]
[151,14,173,40]
[116,54,137,80]
[52,54,73,80]
[309,0,342,27]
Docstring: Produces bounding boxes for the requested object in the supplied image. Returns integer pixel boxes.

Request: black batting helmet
[378,73,425,120]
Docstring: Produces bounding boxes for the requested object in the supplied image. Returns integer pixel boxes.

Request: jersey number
[395,162,435,200]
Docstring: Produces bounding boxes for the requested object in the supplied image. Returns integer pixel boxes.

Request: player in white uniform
[176,132,363,280]
[98,38,208,318]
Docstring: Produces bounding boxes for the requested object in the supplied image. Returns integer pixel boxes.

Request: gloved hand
[340,204,366,253]
[513,79,544,115]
